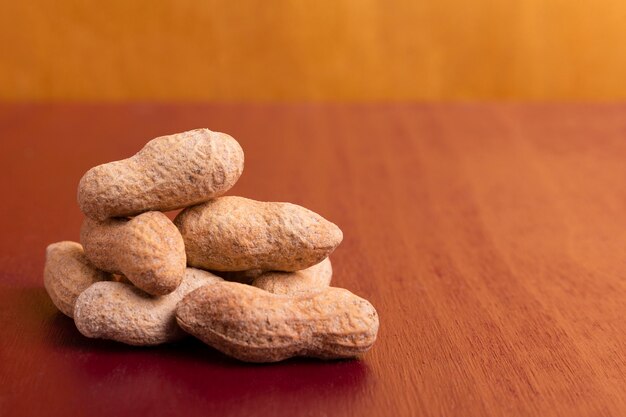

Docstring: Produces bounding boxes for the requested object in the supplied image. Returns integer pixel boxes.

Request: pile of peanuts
[43,129,379,363]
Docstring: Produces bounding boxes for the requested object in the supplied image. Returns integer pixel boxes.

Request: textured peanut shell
[43,241,112,318]
[252,258,332,295]
[74,268,223,346]
[176,282,379,362]
[77,129,244,220]
[174,196,343,271]
[80,211,186,296]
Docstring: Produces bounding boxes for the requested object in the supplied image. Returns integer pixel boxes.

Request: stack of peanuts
[43,129,379,363]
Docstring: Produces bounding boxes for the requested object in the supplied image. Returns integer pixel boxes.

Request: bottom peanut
[176,281,379,363]
[74,268,223,345]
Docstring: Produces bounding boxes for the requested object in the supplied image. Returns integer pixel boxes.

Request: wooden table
[1,103,625,417]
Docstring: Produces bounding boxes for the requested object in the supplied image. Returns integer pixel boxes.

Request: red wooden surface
[1,103,626,417]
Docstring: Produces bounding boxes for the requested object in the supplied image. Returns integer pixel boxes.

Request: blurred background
[2,0,626,101]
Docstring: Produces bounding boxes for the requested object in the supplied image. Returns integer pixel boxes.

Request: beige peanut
[252,257,332,295]
[80,211,185,296]
[43,241,112,318]
[74,268,223,346]
[174,196,343,272]
[176,281,379,362]
[78,129,244,220]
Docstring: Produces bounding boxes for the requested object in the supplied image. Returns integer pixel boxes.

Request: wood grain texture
[3,1,626,100]
[1,103,625,416]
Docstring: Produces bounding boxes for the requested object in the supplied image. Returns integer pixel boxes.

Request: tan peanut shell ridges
[77,128,244,220]
[252,257,332,294]
[174,196,343,271]
[80,211,186,296]
[43,241,112,318]
[176,281,379,362]
[74,268,223,346]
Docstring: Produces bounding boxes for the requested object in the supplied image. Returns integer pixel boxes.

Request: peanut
[77,129,244,220]
[43,241,112,318]
[252,257,332,294]
[74,268,223,346]
[80,211,185,296]
[174,196,343,271]
[176,281,379,362]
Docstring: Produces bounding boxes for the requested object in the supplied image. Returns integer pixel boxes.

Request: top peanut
[77,129,244,220]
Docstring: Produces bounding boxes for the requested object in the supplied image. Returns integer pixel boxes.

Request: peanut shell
[43,241,112,318]
[74,268,223,346]
[80,211,186,296]
[174,196,343,271]
[252,258,332,294]
[176,282,379,362]
[78,128,244,220]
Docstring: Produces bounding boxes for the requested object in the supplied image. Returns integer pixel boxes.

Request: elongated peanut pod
[43,241,112,318]
[252,258,332,294]
[176,282,379,362]
[80,211,186,296]
[78,129,244,220]
[174,196,343,271]
[74,268,223,345]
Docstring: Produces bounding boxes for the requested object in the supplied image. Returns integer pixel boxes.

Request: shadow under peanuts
[4,286,373,417]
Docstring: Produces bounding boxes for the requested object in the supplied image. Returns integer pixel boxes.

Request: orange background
[2,0,626,101]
